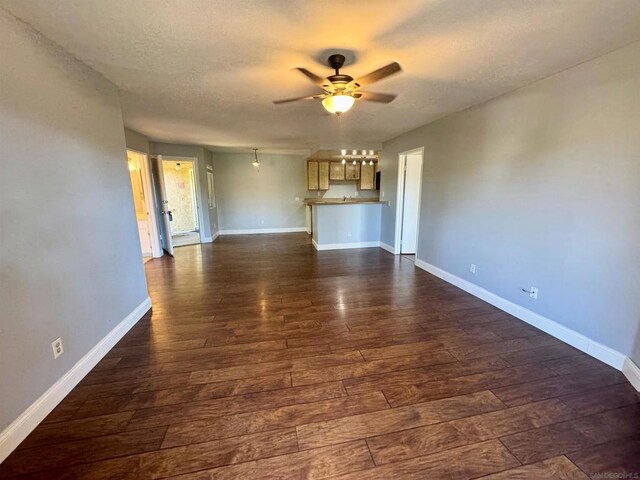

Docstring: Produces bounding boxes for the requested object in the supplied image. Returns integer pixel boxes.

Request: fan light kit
[274,54,402,115]
[252,149,260,167]
[322,95,355,115]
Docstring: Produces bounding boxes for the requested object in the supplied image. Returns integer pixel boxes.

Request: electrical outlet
[52,338,64,359]
[295,196,300,202]
[470,264,477,274]
[529,287,539,299]
[347,231,352,237]
[381,191,385,198]
[261,220,265,225]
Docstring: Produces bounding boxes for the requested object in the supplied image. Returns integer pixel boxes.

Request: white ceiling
[3,0,640,150]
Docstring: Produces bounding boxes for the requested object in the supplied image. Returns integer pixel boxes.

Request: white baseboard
[220,227,307,235]
[623,357,640,391]
[414,258,628,371]
[0,296,152,463]
[380,242,397,254]
[202,231,220,243]
[312,240,381,251]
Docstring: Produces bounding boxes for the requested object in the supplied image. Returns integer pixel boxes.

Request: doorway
[161,158,201,248]
[127,150,162,261]
[395,148,424,256]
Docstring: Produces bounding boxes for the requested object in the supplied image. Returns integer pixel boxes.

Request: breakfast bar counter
[305,198,383,251]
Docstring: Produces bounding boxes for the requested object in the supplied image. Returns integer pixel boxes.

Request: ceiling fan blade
[273,94,322,105]
[355,92,397,103]
[351,62,402,87]
[294,68,327,87]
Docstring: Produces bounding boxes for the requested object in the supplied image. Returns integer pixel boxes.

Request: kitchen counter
[306,200,382,251]
[304,197,384,205]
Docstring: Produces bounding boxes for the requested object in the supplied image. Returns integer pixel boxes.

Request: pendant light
[252,148,260,167]
[341,157,346,165]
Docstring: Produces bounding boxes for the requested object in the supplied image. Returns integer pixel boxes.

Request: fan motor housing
[325,74,353,87]
[328,54,346,70]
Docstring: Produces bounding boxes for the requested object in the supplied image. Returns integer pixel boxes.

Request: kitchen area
[305,150,385,250]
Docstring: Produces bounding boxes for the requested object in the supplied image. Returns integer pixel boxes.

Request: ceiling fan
[273,54,402,115]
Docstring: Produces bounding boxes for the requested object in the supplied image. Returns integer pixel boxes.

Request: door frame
[127,148,163,258]
[160,155,206,244]
[394,147,424,255]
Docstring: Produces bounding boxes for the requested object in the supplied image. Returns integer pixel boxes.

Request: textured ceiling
[3,0,640,149]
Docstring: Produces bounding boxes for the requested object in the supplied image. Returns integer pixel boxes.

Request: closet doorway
[394,148,424,256]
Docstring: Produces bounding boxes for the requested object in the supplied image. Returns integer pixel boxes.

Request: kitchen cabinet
[307,160,330,191]
[308,158,377,190]
[319,162,330,190]
[330,162,345,180]
[359,162,376,190]
[345,163,360,180]
[307,161,318,190]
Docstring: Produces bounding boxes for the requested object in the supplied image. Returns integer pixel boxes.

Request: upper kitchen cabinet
[319,162,330,190]
[307,160,319,190]
[345,162,360,180]
[307,160,330,191]
[307,151,379,191]
[330,162,345,180]
[359,162,377,190]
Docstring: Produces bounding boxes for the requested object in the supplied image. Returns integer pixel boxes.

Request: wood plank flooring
[1,233,638,479]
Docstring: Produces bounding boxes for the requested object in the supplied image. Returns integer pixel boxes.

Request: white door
[400,153,423,254]
[137,219,153,255]
[151,156,174,256]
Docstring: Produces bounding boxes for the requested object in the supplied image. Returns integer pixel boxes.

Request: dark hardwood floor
[2,233,638,479]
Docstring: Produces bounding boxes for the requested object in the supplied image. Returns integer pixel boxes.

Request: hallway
[1,234,638,479]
